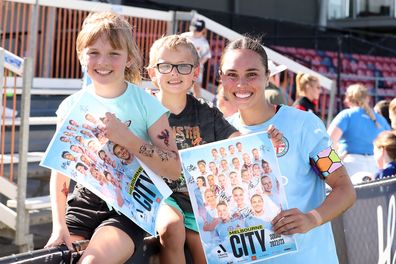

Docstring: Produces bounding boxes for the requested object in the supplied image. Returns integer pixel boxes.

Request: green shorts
[164,196,198,232]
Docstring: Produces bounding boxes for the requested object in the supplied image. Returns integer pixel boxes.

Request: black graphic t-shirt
[164,94,237,212]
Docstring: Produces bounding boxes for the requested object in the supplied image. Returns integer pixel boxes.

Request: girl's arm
[45,171,73,249]
[45,120,74,250]
[103,112,181,180]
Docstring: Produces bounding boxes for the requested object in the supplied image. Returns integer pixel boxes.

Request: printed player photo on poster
[180,131,297,263]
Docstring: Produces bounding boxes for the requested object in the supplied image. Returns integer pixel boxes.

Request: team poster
[180,132,297,263]
[40,92,172,236]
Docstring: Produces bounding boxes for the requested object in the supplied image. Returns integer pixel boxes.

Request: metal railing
[0,47,33,252]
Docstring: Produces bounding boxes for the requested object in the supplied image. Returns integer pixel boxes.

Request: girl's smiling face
[220,49,269,111]
[83,36,131,90]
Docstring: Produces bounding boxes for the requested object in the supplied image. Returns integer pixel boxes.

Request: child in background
[147,34,282,264]
[45,12,180,264]
[373,130,396,179]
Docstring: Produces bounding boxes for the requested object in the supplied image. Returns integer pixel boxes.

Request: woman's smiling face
[220,49,269,111]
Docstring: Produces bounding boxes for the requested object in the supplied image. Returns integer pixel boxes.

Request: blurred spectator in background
[279,70,294,106]
[182,18,211,98]
[374,99,391,126]
[389,98,396,130]
[328,84,391,178]
[373,130,396,180]
[216,84,238,118]
[293,73,321,116]
[265,60,288,105]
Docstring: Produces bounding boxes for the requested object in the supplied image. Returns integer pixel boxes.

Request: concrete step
[1,152,45,165]
[2,117,57,126]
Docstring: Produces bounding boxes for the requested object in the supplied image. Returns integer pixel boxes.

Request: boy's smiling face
[148,46,199,95]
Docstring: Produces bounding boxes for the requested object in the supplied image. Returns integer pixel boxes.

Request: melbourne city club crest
[275,136,289,157]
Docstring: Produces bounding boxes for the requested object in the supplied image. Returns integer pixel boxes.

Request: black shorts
[66,184,145,253]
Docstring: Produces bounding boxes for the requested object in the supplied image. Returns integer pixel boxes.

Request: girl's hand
[271,208,318,235]
[267,124,283,147]
[45,226,73,250]
[102,112,132,145]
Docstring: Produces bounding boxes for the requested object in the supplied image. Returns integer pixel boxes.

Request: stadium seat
[321,56,333,67]
[357,60,367,70]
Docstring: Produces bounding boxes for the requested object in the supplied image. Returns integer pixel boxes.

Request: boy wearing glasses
[147,34,239,264]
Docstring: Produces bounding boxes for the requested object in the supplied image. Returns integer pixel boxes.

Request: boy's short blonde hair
[148,35,200,68]
[76,11,142,84]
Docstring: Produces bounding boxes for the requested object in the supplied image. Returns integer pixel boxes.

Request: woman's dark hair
[220,36,269,74]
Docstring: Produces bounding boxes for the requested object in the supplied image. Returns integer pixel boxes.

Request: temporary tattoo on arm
[310,146,343,178]
[157,129,170,147]
[139,143,179,162]
[156,149,169,162]
[61,182,69,198]
[139,144,155,157]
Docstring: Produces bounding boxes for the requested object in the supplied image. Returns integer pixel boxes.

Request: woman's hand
[271,208,318,235]
[267,124,283,147]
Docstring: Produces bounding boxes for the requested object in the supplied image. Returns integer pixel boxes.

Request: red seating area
[273,46,396,96]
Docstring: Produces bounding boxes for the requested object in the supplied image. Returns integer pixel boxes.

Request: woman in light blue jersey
[219,36,356,263]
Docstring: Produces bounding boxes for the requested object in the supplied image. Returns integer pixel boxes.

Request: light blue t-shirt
[56,82,168,142]
[228,105,339,264]
[329,107,390,155]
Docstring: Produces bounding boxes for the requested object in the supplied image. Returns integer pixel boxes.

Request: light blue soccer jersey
[57,82,168,142]
[228,105,339,263]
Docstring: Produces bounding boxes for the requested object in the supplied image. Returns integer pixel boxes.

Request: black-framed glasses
[156,63,194,75]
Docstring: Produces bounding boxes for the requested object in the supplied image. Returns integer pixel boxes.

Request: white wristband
[309,209,323,226]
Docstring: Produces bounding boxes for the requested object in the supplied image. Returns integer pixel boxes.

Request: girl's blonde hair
[148,34,199,69]
[374,130,396,161]
[76,11,142,84]
[345,83,380,128]
[295,73,319,97]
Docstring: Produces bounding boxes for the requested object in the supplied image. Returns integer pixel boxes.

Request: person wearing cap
[181,19,212,98]
[265,60,289,105]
